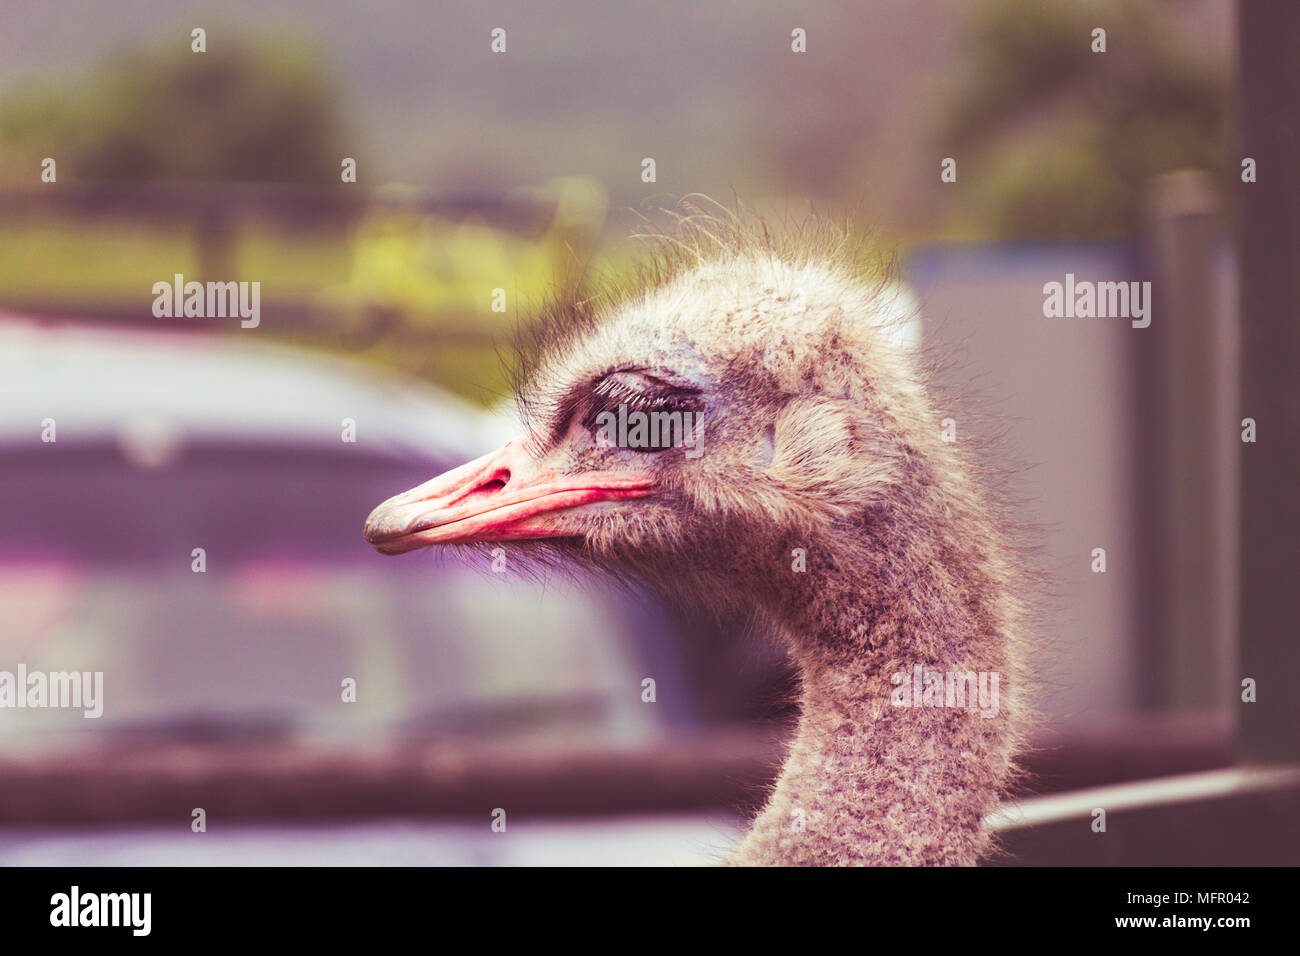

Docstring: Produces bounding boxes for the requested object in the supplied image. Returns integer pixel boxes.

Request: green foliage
[939,0,1230,238]
[0,34,347,183]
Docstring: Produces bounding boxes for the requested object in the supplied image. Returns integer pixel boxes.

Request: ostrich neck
[729,517,1019,866]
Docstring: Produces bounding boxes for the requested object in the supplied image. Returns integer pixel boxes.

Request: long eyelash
[580,377,695,428]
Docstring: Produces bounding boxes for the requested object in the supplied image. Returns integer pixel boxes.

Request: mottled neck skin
[729,517,1020,867]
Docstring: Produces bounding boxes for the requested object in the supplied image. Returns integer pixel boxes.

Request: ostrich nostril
[476,469,511,495]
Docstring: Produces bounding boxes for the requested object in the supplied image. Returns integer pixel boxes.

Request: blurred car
[0,318,773,864]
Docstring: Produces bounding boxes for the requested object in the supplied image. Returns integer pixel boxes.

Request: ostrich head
[364,226,925,618]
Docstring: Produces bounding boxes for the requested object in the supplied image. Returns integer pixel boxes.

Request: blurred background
[0,0,1294,865]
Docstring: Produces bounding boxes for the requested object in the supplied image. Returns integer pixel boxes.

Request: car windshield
[0,445,663,753]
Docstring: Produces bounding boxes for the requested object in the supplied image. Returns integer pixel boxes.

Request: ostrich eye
[580,371,702,453]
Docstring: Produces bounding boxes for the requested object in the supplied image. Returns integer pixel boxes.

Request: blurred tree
[0,34,349,183]
[938,0,1230,238]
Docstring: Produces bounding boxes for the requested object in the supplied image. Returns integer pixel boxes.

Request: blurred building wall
[909,239,1238,725]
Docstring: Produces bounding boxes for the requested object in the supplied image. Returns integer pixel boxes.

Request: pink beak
[364,438,655,555]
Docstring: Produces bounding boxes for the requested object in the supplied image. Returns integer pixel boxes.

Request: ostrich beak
[363,438,655,555]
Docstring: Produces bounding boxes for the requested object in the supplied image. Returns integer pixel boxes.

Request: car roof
[0,317,515,460]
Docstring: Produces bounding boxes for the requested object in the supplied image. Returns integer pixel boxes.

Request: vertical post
[1237,0,1300,762]
[1147,171,1234,713]
[195,202,237,286]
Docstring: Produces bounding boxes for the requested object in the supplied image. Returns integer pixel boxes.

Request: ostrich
[363,208,1032,866]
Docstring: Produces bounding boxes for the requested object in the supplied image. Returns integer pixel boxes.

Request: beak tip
[363,505,400,551]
